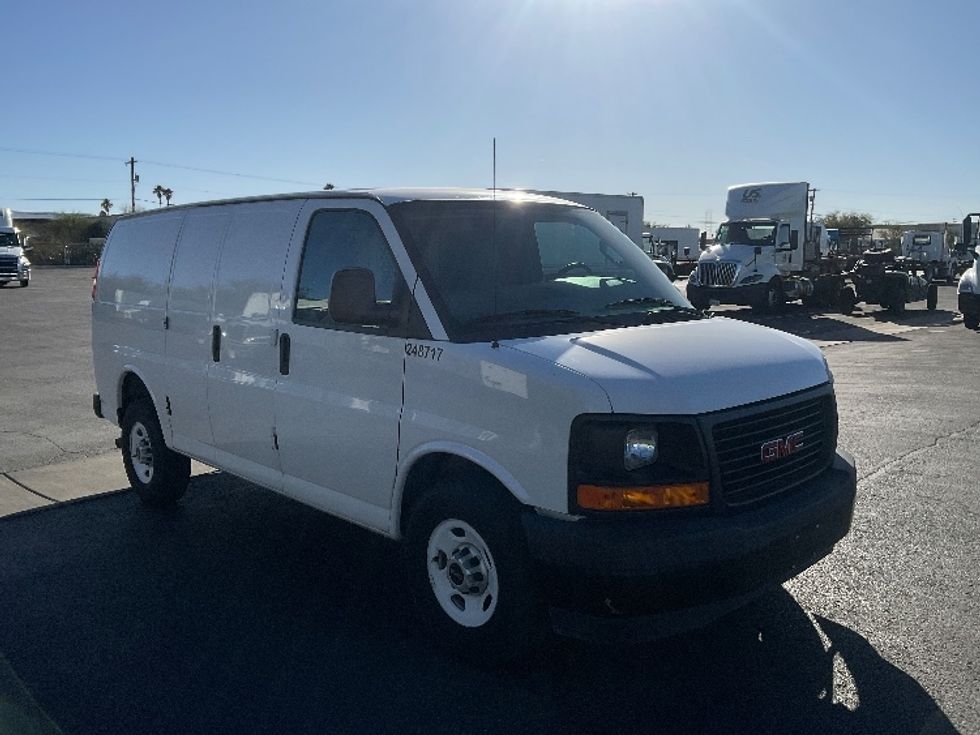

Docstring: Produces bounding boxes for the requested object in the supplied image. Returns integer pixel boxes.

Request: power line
[140,160,319,187]
[0,145,321,187]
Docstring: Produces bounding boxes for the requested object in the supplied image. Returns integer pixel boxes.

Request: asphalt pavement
[0,268,977,734]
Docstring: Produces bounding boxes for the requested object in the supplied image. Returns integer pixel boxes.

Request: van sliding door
[207,200,304,488]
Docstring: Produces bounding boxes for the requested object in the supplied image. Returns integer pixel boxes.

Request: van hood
[504,317,829,415]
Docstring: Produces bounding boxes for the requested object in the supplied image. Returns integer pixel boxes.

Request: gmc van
[92,189,856,657]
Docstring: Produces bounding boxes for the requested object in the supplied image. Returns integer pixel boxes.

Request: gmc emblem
[760,430,804,464]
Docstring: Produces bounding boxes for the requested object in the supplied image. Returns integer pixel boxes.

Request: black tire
[888,289,907,315]
[20,279,29,288]
[688,293,708,311]
[404,475,548,665]
[838,286,856,315]
[0,282,6,288]
[965,314,980,330]
[753,278,783,313]
[926,284,938,311]
[120,399,190,507]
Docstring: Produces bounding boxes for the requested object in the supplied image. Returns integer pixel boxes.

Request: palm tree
[100,199,113,216]
[152,185,164,206]
[163,188,174,206]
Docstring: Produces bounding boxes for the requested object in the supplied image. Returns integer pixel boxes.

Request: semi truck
[900,230,956,283]
[0,208,31,287]
[686,182,842,311]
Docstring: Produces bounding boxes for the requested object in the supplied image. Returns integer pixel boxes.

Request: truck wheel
[20,279,29,288]
[754,279,783,313]
[888,289,907,315]
[965,314,979,330]
[688,293,708,311]
[405,476,548,664]
[926,284,938,311]
[121,400,190,507]
[838,286,856,315]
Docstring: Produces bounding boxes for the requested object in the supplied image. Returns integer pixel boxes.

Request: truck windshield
[389,200,700,341]
[717,222,777,246]
[0,233,18,247]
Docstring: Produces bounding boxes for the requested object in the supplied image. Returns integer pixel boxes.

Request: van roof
[117,188,584,220]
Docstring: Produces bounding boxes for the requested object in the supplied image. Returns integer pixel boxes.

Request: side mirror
[699,232,707,251]
[330,268,395,326]
[790,241,799,251]
[790,231,799,249]
[754,246,763,255]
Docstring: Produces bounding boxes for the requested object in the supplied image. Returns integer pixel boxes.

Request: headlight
[624,429,658,470]
[569,417,709,512]
[739,273,764,285]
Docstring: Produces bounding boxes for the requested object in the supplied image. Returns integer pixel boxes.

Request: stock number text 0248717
[405,343,444,362]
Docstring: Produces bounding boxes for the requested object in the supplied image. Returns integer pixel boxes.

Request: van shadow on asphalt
[0,474,956,735]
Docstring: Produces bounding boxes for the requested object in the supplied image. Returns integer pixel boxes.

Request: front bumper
[959,291,979,317]
[687,282,767,306]
[522,450,856,642]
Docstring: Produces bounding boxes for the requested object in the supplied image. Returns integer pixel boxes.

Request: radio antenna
[492,137,497,196]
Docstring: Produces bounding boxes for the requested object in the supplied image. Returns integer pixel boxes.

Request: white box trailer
[531,191,644,247]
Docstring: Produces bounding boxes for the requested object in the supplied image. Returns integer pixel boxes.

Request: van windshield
[717,221,777,246]
[389,200,701,341]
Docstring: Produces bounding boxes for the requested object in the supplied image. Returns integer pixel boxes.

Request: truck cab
[0,226,31,288]
[688,217,798,310]
[901,230,954,283]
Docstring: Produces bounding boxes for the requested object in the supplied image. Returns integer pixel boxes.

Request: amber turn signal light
[577,482,710,511]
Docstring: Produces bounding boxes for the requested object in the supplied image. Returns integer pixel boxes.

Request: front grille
[712,392,836,507]
[0,255,17,276]
[697,261,738,286]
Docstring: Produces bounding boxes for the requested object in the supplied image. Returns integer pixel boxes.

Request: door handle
[211,325,221,362]
[279,333,290,375]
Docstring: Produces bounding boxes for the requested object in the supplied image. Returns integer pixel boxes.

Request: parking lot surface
[0,268,977,733]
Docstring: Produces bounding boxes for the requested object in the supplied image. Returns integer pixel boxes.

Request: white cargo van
[92,189,856,657]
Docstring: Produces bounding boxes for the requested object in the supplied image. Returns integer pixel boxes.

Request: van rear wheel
[121,400,190,507]
[404,476,548,664]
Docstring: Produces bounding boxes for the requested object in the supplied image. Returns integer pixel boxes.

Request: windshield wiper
[604,297,706,317]
[605,297,678,310]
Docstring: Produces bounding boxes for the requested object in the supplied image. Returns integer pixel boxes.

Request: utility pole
[126,157,139,211]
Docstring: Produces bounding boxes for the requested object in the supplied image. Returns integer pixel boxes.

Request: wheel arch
[116,368,163,427]
[393,444,530,541]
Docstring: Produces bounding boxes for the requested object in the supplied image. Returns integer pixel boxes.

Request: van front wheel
[405,478,547,663]
[121,400,190,507]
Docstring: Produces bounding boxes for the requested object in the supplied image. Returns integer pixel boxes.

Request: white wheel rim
[426,519,499,628]
[129,421,154,484]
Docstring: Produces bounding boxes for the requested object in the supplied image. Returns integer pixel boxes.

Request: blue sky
[2,0,978,227]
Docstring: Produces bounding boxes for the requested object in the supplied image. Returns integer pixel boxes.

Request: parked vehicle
[901,230,956,283]
[838,249,937,315]
[0,208,31,288]
[687,182,844,312]
[958,214,980,329]
[650,256,677,281]
[92,188,856,659]
[643,226,700,276]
